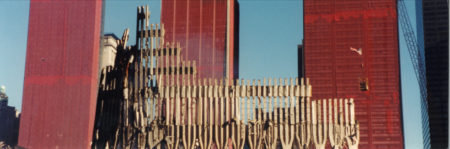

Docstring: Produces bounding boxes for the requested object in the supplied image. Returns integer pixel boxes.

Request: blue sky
[0,0,424,148]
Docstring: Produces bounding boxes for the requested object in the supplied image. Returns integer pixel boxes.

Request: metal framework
[92,5,360,149]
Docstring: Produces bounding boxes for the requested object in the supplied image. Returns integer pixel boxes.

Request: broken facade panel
[304,0,403,148]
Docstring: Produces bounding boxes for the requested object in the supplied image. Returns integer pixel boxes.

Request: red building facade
[19,0,102,148]
[303,0,403,148]
[161,0,239,79]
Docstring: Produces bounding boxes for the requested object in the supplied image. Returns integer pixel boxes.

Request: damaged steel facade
[304,0,403,148]
[92,6,360,149]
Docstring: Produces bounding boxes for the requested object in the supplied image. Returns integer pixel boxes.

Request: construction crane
[397,0,431,148]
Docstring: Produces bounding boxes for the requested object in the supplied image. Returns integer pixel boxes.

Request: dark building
[303,0,403,148]
[298,44,305,79]
[19,0,103,148]
[422,0,449,148]
[161,0,239,79]
[0,88,20,147]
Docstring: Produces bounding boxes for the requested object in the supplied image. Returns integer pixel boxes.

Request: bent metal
[92,5,360,149]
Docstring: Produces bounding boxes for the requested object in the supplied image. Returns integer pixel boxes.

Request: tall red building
[303,0,403,148]
[161,0,239,79]
[19,0,102,148]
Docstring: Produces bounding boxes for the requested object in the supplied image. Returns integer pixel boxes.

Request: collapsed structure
[92,5,360,149]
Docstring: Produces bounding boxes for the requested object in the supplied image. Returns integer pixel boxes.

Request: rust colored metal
[304,0,403,148]
[161,0,239,80]
[19,0,103,148]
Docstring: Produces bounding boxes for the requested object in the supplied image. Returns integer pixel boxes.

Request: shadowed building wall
[422,0,449,148]
[0,92,20,147]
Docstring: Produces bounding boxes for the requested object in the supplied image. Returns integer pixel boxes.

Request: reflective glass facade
[19,0,103,148]
[161,0,239,79]
[304,0,404,148]
[422,0,449,148]
[415,0,431,148]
